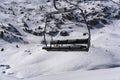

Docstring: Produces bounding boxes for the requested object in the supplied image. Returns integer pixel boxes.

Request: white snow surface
[0,20,120,80]
[0,0,120,80]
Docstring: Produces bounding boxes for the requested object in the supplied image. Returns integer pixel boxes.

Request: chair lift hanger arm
[53,0,62,10]
[64,0,91,49]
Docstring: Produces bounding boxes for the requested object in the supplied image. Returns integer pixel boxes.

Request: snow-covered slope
[0,0,120,80]
[0,19,120,80]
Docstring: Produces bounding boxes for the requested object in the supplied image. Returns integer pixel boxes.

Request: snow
[26,67,120,80]
[0,20,120,80]
[0,0,120,80]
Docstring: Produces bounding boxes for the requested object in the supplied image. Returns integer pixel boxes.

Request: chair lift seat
[42,38,89,51]
[50,38,88,44]
[42,45,88,51]
[42,0,91,52]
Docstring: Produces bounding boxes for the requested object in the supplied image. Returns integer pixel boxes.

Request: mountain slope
[0,0,120,80]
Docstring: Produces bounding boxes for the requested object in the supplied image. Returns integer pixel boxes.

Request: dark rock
[38,26,43,30]
[1,48,4,51]
[100,19,108,24]
[48,30,59,36]
[88,19,99,26]
[60,31,69,36]
[2,71,6,74]
[0,64,10,69]
[7,23,22,36]
[23,21,29,28]
[113,15,120,19]
[16,45,19,48]
[20,12,24,14]
[0,31,4,38]
[33,32,44,36]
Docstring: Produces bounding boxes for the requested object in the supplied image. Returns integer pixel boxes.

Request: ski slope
[0,20,120,80]
[0,0,120,80]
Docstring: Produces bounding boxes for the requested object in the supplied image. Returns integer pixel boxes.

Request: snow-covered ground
[0,0,120,80]
[0,20,120,80]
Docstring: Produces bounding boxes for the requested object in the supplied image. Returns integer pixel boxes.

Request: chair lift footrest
[42,45,89,51]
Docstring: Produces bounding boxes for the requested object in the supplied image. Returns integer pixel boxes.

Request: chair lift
[42,0,91,51]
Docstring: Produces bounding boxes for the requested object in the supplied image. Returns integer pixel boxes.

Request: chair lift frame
[42,0,91,51]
